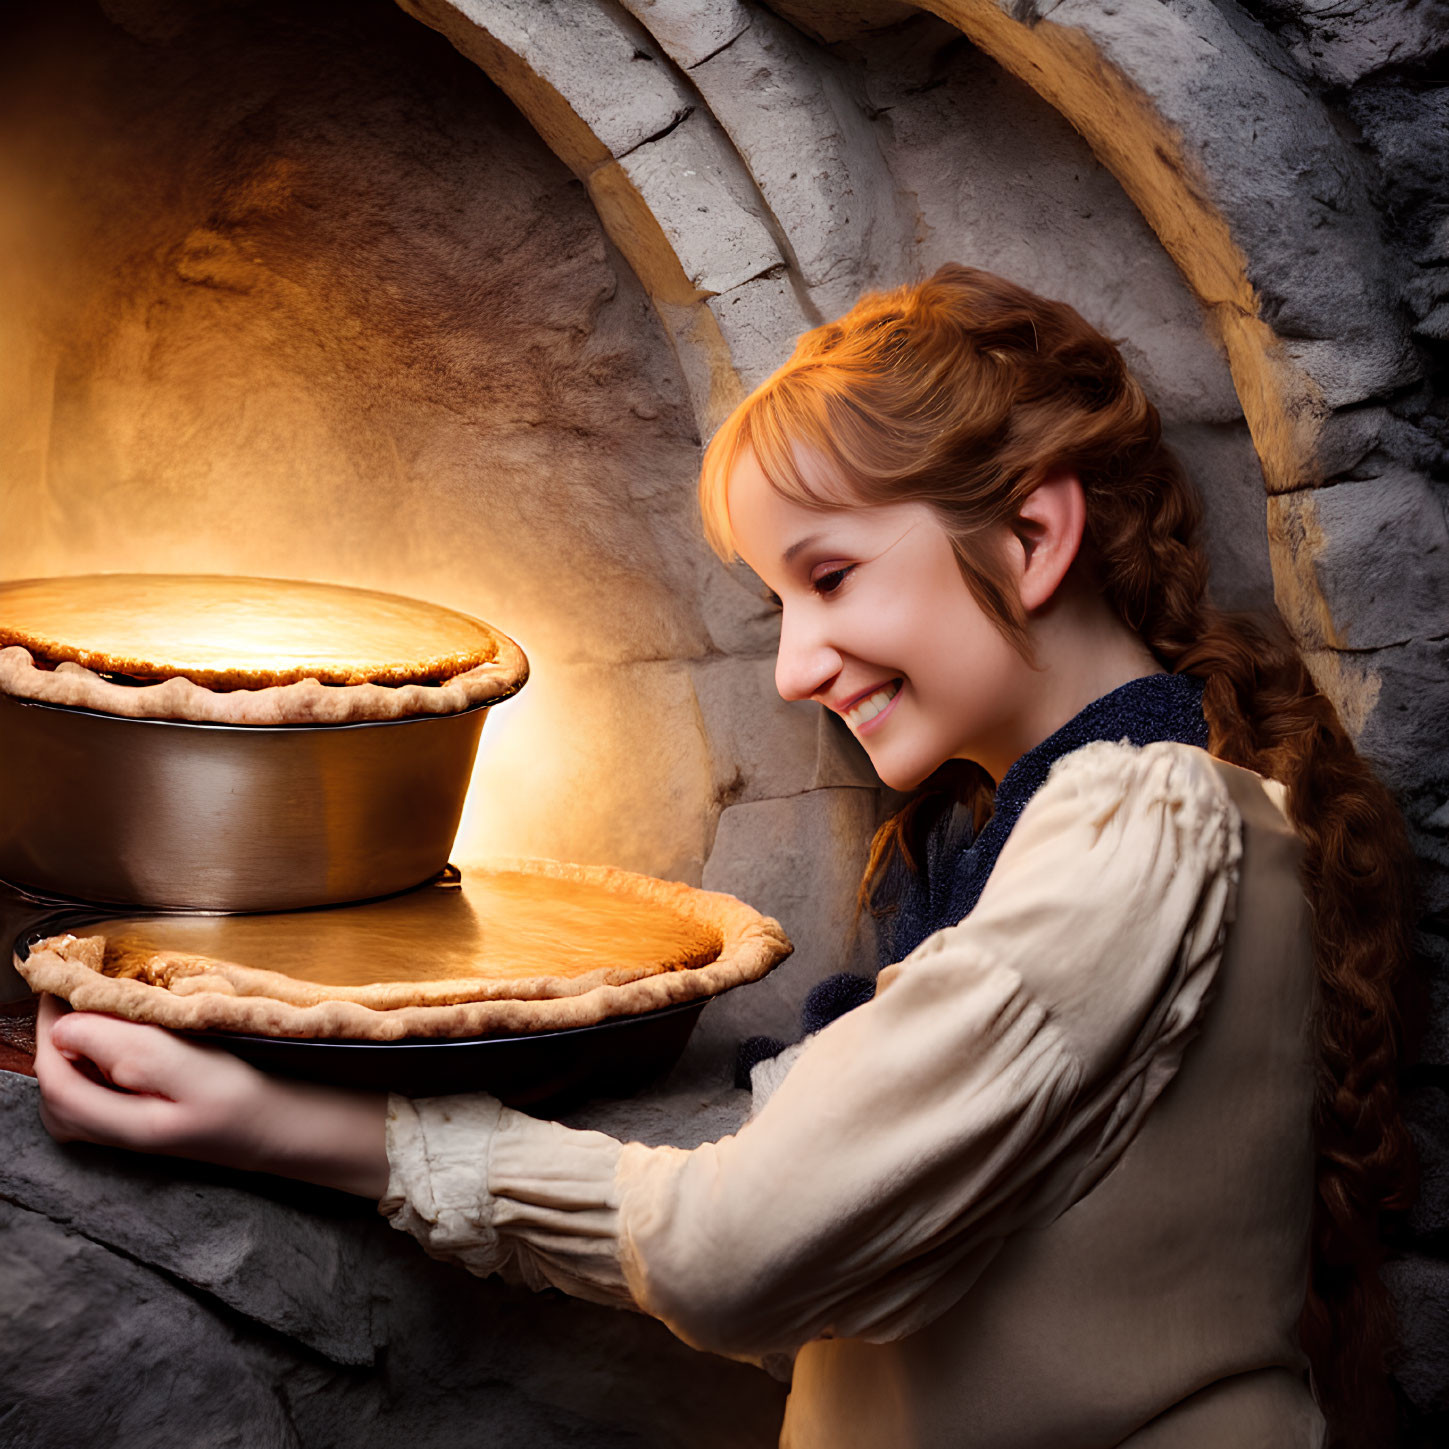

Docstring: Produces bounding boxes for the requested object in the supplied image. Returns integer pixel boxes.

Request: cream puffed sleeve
[381,740,1243,1360]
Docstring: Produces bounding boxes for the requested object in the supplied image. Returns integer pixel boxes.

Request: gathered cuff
[380,1091,636,1309]
[380,1093,508,1278]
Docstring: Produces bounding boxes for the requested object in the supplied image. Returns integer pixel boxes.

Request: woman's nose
[774,608,841,702]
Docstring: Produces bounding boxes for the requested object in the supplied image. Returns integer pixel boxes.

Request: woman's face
[725,447,1033,789]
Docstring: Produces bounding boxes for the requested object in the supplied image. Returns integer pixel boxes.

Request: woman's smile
[835,678,902,734]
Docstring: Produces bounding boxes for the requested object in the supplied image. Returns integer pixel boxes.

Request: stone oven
[1,0,1445,1444]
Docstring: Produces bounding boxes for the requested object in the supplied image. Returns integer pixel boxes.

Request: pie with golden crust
[0,574,528,724]
[16,860,792,1040]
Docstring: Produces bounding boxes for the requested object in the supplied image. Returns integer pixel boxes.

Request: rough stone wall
[841,15,1278,613]
[0,1074,785,1449]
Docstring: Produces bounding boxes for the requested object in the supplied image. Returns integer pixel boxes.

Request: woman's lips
[843,679,902,735]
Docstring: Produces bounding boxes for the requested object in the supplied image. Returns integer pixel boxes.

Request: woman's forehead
[727,449,837,541]
[745,436,857,504]
[725,450,925,569]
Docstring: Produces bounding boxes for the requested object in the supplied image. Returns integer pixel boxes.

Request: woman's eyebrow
[783,518,918,568]
[782,533,824,564]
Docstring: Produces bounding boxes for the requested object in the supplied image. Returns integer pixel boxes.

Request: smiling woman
[688,265,1417,1446]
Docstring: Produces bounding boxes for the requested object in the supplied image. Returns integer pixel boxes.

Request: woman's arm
[382,740,1242,1359]
[34,993,389,1198]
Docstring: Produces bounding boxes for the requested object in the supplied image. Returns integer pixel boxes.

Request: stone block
[1309,635,1449,781]
[690,653,880,808]
[619,0,751,71]
[0,1075,786,1447]
[619,108,785,297]
[1264,0,1449,89]
[0,1073,378,1364]
[1383,1253,1449,1413]
[0,1198,302,1449]
[411,0,694,161]
[1405,266,1449,328]
[1354,639,1449,784]
[701,788,881,1042]
[691,13,907,314]
[706,268,814,387]
[1419,214,1449,267]
[1281,334,1422,411]
[1416,301,1449,344]
[698,556,789,657]
[1348,78,1449,228]
[1035,0,1416,405]
[1295,471,1449,652]
[1406,1085,1449,1240]
[1309,402,1448,483]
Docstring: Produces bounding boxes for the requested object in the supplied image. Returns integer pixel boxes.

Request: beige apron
[783,760,1323,1448]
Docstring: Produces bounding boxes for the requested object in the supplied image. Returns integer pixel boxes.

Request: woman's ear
[1010,471,1087,613]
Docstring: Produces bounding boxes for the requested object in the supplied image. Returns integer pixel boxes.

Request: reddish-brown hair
[699,264,1417,1446]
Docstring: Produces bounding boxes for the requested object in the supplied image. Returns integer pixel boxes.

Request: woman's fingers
[34,995,251,1155]
[46,1003,198,1098]
[32,995,387,1196]
[37,1056,174,1149]
[34,1000,174,1149]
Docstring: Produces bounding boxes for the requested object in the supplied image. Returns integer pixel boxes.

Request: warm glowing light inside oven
[0,7,714,896]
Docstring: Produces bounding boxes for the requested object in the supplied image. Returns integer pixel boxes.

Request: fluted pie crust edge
[0,574,529,724]
[0,641,528,725]
[16,860,793,1041]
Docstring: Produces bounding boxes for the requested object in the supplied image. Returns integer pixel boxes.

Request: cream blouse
[380,740,1245,1366]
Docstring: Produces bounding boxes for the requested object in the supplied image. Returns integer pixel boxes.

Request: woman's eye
[813,566,854,596]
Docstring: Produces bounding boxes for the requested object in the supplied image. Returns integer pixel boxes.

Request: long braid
[1091,446,1417,1446]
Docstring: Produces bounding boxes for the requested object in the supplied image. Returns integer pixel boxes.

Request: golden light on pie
[0,572,529,723]
[17,861,792,1041]
[0,573,505,689]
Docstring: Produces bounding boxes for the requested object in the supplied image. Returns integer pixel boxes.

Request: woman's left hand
[34,994,390,1197]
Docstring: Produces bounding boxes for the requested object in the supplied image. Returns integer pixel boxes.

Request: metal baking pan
[0,878,84,1003]
[175,1000,706,1108]
[0,692,493,912]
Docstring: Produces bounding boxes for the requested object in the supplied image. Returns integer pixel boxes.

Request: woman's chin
[866,748,936,793]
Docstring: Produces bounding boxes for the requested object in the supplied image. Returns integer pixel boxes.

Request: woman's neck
[975,590,1163,784]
